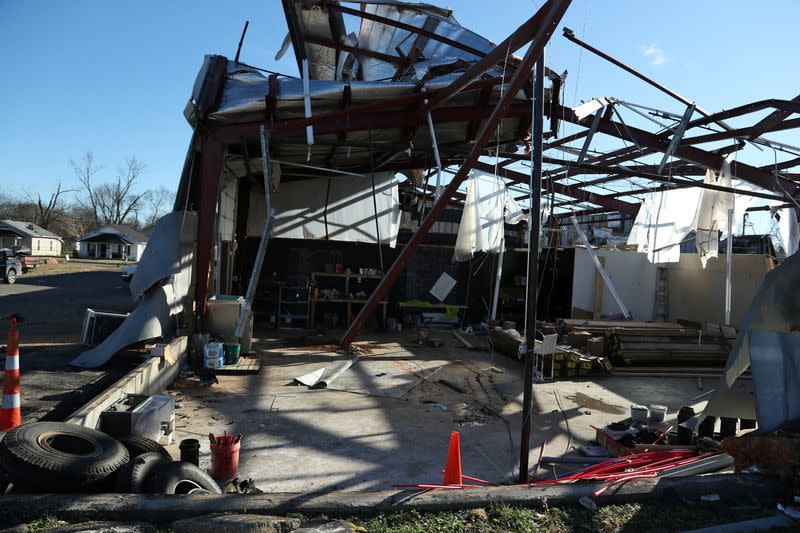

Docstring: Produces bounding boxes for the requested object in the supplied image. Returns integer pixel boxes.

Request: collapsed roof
[176,0,800,346]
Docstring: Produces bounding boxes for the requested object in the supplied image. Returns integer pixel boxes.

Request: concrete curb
[0,474,781,526]
[65,344,186,428]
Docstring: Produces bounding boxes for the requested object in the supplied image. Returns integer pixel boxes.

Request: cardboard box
[585,336,606,357]
[564,331,592,348]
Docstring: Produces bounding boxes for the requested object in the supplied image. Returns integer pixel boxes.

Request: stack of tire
[0,422,220,494]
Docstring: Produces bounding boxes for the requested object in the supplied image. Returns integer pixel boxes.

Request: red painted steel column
[193,134,225,327]
[339,0,573,348]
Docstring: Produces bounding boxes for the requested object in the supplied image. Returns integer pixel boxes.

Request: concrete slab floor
[167,331,752,492]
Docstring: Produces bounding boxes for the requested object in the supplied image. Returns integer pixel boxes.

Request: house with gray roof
[0,220,63,256]
[76,224,149,261]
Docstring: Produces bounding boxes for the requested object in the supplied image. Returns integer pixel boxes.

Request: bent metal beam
[339,0,573,349]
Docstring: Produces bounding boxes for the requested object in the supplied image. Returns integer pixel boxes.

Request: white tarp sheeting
[695,162,734,267]
[628,161,799,265]
[627,186,702,264]
[453,171,525,262]
[251,172,401,247]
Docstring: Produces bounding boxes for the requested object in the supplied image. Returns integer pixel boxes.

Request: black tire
[119,435,171,459]
[5,269,16,284]
[0,422,129,492]
[113,452,172,493]
[146,461,221,494]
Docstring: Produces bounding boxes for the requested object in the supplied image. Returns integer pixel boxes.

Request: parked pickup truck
[9,246,43,273]
[0,248,22,284]
[19,255,44,273]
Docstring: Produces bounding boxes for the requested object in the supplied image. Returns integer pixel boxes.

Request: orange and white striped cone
[0,317,21,430]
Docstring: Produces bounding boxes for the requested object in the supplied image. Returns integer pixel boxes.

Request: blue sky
[1,0,798,211]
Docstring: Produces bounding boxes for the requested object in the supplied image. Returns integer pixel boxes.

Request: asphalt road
[0,265,140,423]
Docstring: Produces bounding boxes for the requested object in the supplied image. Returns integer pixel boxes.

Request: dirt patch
[564,392,626,415]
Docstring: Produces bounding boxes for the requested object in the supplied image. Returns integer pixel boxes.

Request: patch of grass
[26,515,65,532]
[354,501,778,533]
[23,261,119,277]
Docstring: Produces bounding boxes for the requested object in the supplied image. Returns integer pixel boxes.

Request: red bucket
[210,440,241,480]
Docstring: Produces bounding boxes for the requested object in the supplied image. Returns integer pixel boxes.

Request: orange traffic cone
[0,317,21,430]
[441,431,463,485]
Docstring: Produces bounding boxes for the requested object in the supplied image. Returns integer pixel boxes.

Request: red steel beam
[748,94,800,139]
[423,2,555,111]
[215,101,533,144]
[193,134,226,324]
[339,0,573,348]
[551,103,798,194]
[192,56,230,328]
[562,27,732,132]
[475,161,639,216]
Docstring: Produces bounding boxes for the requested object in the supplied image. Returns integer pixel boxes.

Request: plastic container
[203,342,224,369]
[210,440,241,480]
[649,404,667,423]
[223,343,241,365]
[630,404,649,424]
[179,438,201,467]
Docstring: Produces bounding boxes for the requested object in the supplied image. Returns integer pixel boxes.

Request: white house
[77,225,148,261]
[0,220,63,256]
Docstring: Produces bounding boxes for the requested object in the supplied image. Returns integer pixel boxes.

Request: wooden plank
[593,256,605,320]
[562,319,685,329]
[451,330,475,350]
[621,343,730,352]
[210,356,262,375]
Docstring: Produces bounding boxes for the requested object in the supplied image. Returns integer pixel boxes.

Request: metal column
[519,56,545,483]
[724,208,734,326]
[235,126,275,337]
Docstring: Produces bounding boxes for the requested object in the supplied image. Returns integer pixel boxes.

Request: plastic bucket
[210,441,241,480]
[179,438,201,467]
[223,343,241,365]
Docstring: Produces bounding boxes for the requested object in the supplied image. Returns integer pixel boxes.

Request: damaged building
[5,0,800,525]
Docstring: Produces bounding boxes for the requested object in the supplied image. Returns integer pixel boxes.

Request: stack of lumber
[560,319,732,367]
[484,329,611,378]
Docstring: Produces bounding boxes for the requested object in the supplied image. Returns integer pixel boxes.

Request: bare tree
[72,152,103,226]
[0,192,16,220]
[142,187,176,229]
[30,182,75,229]
[74,154,148,226]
